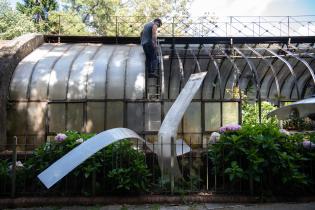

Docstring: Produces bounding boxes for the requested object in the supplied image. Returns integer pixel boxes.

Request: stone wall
[0,34,44,150]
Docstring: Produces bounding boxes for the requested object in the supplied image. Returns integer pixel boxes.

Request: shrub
[209,122,314,195]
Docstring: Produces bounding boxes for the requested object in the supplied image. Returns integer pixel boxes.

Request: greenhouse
[0,15,315,204]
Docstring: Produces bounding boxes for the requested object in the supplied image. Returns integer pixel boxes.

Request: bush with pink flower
[219,124,241,133]
[54,133,67,142]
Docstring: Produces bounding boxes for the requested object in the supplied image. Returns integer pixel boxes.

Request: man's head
[153,18,162,27]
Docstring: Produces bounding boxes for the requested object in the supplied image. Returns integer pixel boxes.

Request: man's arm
[152,24,158,48]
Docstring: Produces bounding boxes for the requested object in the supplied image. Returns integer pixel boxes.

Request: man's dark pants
[142,43,158,75]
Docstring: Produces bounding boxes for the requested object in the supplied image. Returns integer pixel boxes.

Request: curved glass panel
[107,45,130,99]
[48,44,86,100]
[67,45,100,100]
[10,44,54,100]
[87,45,115,99]
[30,44,69,100]
[125,45,145,99]
[202,62,216,99]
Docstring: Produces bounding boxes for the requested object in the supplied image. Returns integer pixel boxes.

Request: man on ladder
[141,18,162,78]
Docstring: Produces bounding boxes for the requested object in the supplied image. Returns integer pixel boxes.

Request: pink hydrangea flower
[219,124,241,133]
[54,133,67,142]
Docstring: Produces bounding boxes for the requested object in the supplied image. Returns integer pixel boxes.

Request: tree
[61,0,119,35]
[45,11,89,35]
[16,0,58,23]
[61,0,193,36]
[0,0,36,40]
[116,0,192,36]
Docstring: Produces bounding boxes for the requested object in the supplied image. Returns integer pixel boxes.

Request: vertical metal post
[206,140,209,191]
[308,22,310,36]
[170,136,175,194]
[259,16,261,37]
[172,17,175,37]
[92,171,96,196]
[287,16,290,36]
[258,95,262,124]
[115,16,118,43]
[11,136,17,198]
[58,14,61,43]
[229,16,232,37]
[160,136,164,190]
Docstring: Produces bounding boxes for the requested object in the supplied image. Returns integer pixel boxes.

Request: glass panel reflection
[222,102,239,125]
[49,103,66,133]
[205,102,221,131]
[67,103,84,131]
[106,102,124,129]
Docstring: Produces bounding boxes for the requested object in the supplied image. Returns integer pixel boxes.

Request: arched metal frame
[234,46,262,122]
[285,44,315,98]
[263,47,301,100]
[245,45,281,104]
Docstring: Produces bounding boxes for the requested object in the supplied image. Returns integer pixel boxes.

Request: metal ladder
[147,40,164,101]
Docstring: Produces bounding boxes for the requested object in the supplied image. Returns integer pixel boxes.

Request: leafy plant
[283,116,313,131]
[209,122,314,195]
[103,141,151,194]
[225,161,246,182]
[242,101,278,125]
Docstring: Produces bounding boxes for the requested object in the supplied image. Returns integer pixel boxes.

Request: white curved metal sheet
[10,44,54,100]
[38,127,191,189]
[156,72,207,177]
[38,128,147,188]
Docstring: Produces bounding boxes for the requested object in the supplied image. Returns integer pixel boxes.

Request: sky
[189,0,315,16]
[8,0,315,16]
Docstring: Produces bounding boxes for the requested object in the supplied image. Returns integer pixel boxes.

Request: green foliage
[225,161,245,182]
[17,0,58,22]
[61,0,192,36]
[0,159,9,178]
[0,0,36,40]
[209,122,314,195]
[242,101,278,125]
[46,11,89,35]
[283,116,313,131]
[104,141,151,194]
[155,175,202,194]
